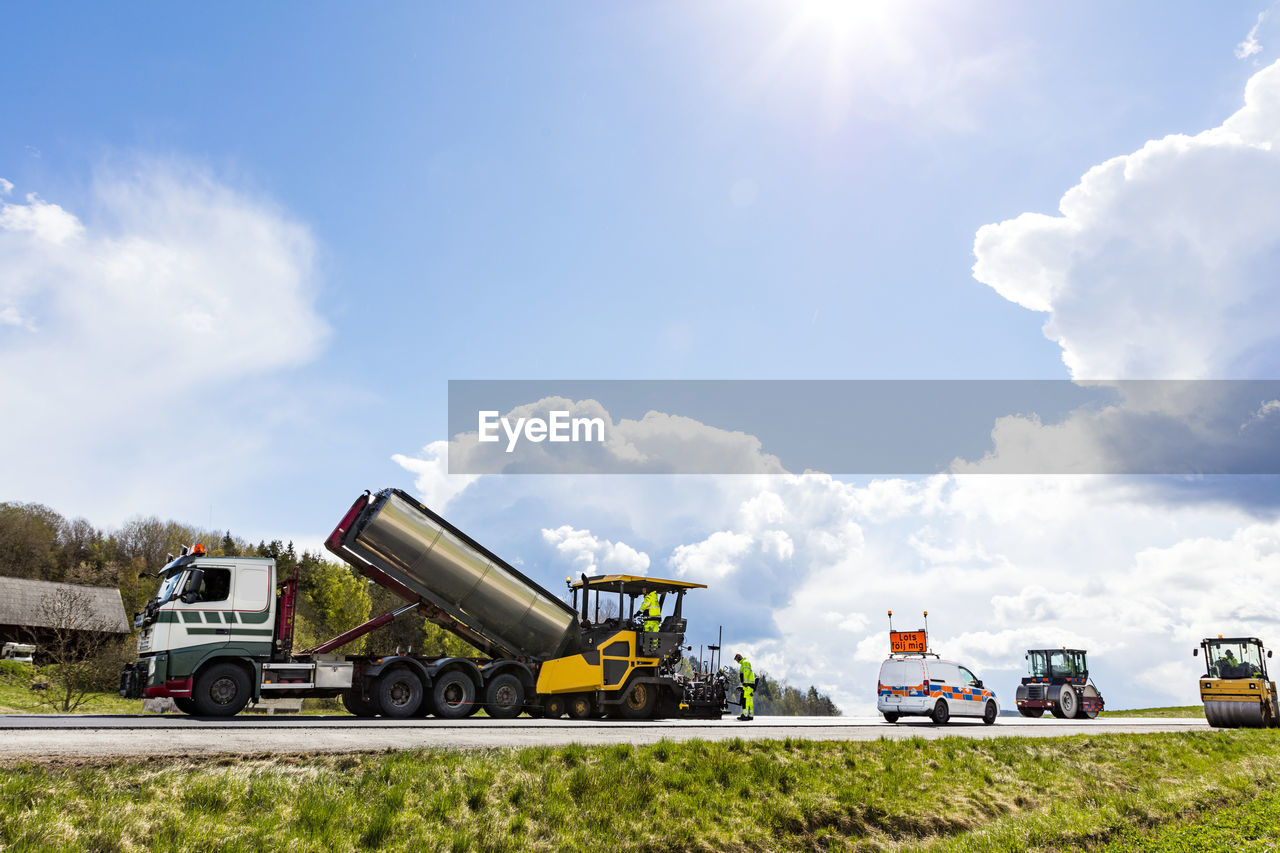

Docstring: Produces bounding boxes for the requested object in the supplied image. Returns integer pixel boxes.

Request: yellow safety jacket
[739,658,755,688]
[642,591,661,630]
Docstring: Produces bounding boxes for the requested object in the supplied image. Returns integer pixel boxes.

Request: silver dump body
[331,489,577,661]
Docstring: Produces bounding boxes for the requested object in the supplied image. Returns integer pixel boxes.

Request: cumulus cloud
[391,441,479,512]
[541,525,650,577]
[974,59,1280,381]
[0,162,328,520]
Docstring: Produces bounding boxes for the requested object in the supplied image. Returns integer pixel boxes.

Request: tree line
[1,500,839,715]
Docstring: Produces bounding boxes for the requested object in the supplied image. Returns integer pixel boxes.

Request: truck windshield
[1204,640,1266,679]
[154,570,185,606]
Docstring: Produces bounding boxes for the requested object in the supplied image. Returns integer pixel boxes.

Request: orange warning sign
[890,630,927,654]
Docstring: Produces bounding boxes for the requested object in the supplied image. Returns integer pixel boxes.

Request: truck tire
[432,670,476,719]
[882,712,900,723]
[618,682,658,719]
[192,662,251,717]
[567,693,595,720]
[174,697,198,716]
[983,700,998,725]
[376,668,424,718]
[1054,686,1077,719]
[930,698,949,725]
[341,689,377,717]
[1018,707,1045,718]
[483,673,525,719]
[542,695,565,719]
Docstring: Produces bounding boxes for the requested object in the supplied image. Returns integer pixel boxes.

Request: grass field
[4,731,1280,852]
[1100,706,1204,718]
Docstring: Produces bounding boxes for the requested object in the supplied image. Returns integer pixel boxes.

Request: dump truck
[121,488,726,719]
[1014,648,1104,719]
[1194,636,1279,728]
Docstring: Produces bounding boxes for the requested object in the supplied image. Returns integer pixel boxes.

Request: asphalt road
[0,714,1209,762]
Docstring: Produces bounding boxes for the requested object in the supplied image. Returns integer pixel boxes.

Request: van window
[958,666,979,686]
[880,660,924,684]
[927,663,958,683]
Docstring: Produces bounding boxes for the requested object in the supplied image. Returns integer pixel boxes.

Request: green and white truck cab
[120,546,287,714]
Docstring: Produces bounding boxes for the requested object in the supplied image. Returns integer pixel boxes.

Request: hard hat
[734,653,742,661]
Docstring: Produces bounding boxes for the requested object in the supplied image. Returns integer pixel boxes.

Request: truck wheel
[1018,707,1045,718]
[567,693,595,720]
[542,695,565,719]
[376,668,424,718]
[983,700,998,725]
[174,697,198,716]
[432,671,476,719]
[341,689,377,717]
[931,699,950,725]
[483,674,525,719]
[882,712,900,724]
[192,662,251,717]
[619,682,658,719]
[1055,687,1077,719]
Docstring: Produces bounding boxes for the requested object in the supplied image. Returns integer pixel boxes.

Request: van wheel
[883,712,900,723]
[432,671,476,720]
[192,663,251,717]
[931,699,950,725]
[483,674,525,719]
[983,700,997,725]
[376,668,424,718]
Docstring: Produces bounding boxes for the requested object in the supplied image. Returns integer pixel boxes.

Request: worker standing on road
[641,586,661,653]
[734,653,755,721]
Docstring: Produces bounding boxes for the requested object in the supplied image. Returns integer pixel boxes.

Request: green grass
[0,663,144,715]
[1100,706,1205,718]
[1100,788,1280,852]
[3,731,1280,852]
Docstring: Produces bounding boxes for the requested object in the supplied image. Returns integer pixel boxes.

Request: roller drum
[1203,699,1268,728]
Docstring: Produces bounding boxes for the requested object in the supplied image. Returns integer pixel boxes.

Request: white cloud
[0,178,13,196]
[974,59,1280,381]
[1237,12,1268,60]
[541,525,651,577]
[670,530,754,580]
[391,441,479,512]
[0,160,328,522]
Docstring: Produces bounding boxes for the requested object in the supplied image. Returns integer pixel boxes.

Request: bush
[0,659,35,684]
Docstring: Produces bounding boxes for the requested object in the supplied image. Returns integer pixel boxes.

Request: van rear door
[878,659,927,710]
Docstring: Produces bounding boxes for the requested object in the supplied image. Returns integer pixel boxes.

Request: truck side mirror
[180,568,205,604]
[1269,651,1273,659]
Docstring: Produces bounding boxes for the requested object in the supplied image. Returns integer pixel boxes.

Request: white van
[877,654,999,725]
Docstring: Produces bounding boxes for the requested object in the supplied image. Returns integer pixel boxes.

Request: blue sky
[5,2,1280,710]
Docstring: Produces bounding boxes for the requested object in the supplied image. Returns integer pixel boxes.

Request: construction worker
[734,653,755,721]
[641,586,661,654]
[1219,649,1238,677]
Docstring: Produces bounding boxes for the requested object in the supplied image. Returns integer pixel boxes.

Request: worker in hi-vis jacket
[734,653,755,721]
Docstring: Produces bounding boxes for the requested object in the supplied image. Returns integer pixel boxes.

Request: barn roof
[0,577,130,633]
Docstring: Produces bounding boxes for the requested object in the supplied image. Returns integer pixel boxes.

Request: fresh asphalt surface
[0,714,1209,761]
